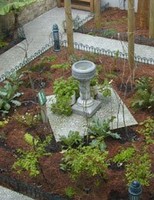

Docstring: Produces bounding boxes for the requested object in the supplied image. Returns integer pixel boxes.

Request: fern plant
[131,77,154,111]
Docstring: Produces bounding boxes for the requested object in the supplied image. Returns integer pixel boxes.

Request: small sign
[38,90,47,106]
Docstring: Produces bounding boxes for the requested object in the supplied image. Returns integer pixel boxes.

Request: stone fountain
[72,60,102,117]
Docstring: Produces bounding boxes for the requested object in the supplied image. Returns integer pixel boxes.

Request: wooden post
[128,0,135,71]
[94,0,101,29]
[64,0,74,55]
[149,0,154,38]
[57,0,61,8]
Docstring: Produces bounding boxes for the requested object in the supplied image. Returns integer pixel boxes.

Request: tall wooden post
[94,0,101,29]
[128,0,135,71]
[149,0,154,38]
[64,0,74,55]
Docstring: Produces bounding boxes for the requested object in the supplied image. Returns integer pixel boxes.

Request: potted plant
[51,77,79,116]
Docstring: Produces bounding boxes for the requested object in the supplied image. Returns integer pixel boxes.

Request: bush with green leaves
[0,73,23,115]
[51,77,79,116]
[131,77,154,111]
[125,151,154,186]
[60,146,108,180]
[112,147,136,165]
[139,117,154,144]
[88,117,121,151]
[13,133,52,177]
[14,112,41,127]
[64,186,76,199]
[60,131,83,149]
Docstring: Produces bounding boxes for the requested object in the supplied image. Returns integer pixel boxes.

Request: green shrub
[125,152,154,186]
[112,147,136,164]
[13,134,52,177]
[65,186,76,199]
[60,131,83,149]
[131,77,154,111]
[51,77,79,116]
[60,146,108,180]
[139,117,154,144]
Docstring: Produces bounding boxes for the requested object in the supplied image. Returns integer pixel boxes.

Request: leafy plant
[102,29,117,38]
[125,152,154,186]
[13,134,52,177]
[0,74,23,115]
[0,40,8,48]
[139,117,154,144]
[98,79,112,97]
[51,77,79,116]
[88,117,121,151]
[112,147,136,165]
[88,116,121,139]
[41,55,57,63]
[60,146,108,180]
[131,77,154,111]
[0,118,9,128]
[14,112,41,127]
[60,131,83,149]
[65,186,76,199]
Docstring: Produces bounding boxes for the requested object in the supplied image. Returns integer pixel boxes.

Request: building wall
[0,0,56,38]
[102,0,138,12]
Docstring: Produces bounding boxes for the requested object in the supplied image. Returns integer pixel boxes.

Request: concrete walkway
[0,7,154,79]
[0,186,33,200]
[0,6,154,200]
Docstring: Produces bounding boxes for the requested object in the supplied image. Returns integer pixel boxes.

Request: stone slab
[46,88,138,141]
[0,186,33,200]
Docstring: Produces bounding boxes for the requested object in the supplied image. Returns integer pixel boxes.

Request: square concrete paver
[46,88,138,141]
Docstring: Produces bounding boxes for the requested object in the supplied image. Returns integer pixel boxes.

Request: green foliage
[0,118,9,128]
[12,134,52,177]
[88,117,121,151]
[14,112,41,127]
[125,152,154,186]
[112,147,136,164]
[139,117,154,144]
[64,186,76,199]
[0,73,23,115]
[102,29,117,37]
[98,79,112,97]
[88,116,121,139]
[51,77,79,116]
[60,131,83,149]
[0,40,8,48]
[41,55,57,63]
[51,63,70,70]
[60,146,108,180]
[131,77,154,111]
[0,0,37,15]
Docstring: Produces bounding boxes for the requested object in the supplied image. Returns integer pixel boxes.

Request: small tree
[128,0,135,82]
[64,0,74,55]
[149,0,154,38]
[94,0,101,29]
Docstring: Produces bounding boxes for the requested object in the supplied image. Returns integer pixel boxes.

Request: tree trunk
[94,0,101,29]
[149,0,154,38]
[137,0,149,29]
[128,0,135,77]
[64,0,74,55]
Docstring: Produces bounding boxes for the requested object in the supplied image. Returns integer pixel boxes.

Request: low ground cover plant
[13,133,52,177]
